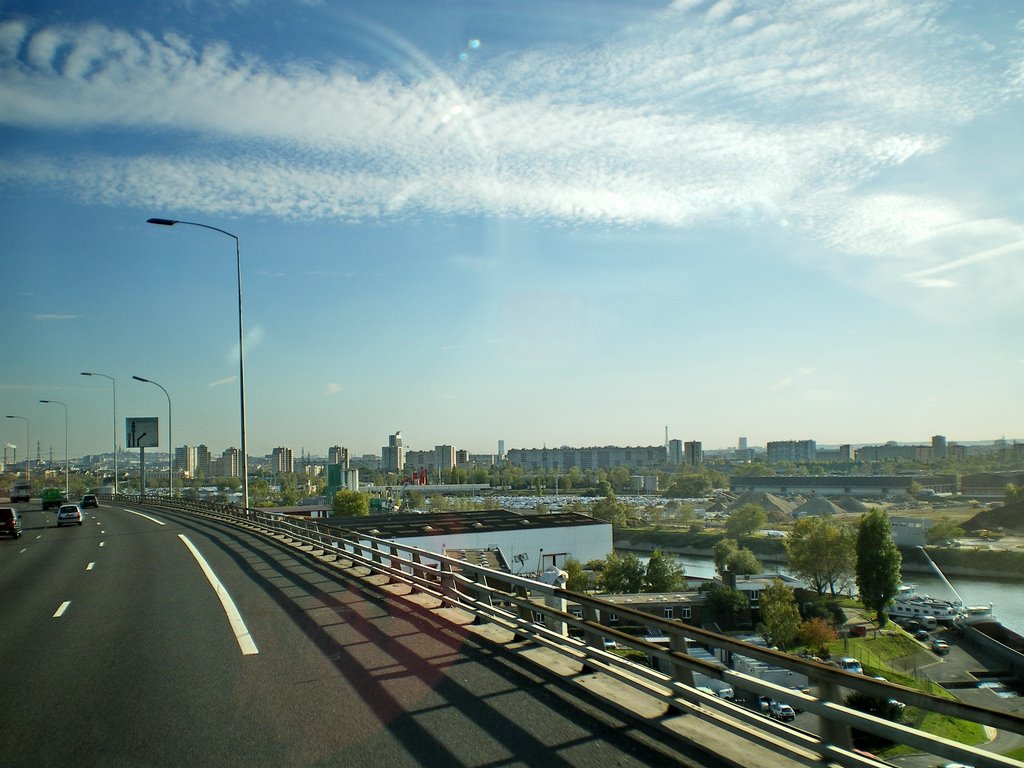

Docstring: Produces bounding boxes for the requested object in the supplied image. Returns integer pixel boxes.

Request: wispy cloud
[0,2,1021,311]
[33,313,81,320]
[208,376,237,387]
[324,383,342,395]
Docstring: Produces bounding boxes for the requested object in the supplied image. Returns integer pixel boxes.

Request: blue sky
[2,0,1022,461]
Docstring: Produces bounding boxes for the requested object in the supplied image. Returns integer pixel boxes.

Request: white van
[921,615,938,630]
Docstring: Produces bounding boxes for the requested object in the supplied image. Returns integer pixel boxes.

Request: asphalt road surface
[1,501,734,768]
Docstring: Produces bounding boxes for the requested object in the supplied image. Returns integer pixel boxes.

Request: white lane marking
[177,534,259,656]
[53,601,71,618]
[99,542,105,547]
[86,562,95,571]
[20,548,27,554]
[124,508,166,526]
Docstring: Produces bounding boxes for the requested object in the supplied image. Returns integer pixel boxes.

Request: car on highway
[1,507,23,539]
[56,504,83,527]
[931,639,950,655]
[914,629,931,641]
[768,702,796,722]
[838,657,863,674]
[81,493,99,508]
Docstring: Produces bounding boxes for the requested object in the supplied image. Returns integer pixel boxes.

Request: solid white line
[177,534,259,656]
[20,548,27,554]
[86,562,95,571]
[124,508,166,526]
[53,601,71,618]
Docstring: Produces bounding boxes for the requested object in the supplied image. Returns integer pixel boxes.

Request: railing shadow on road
[110,494,1024,768]
[138,500,722,768]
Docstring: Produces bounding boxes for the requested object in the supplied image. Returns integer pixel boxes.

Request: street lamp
[5,415,30,488]
[38,400,69,498]
[81,372,118,494]
[132,376,172,498]
[147,217,248,511]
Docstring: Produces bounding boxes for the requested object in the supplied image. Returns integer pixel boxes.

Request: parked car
[1,507,23,538]
[81,493,99,508]
[848,624,868,637]
[931,640,950,655]
[769,702,796,722]
[56,504,83,526]
[914,629,931,641]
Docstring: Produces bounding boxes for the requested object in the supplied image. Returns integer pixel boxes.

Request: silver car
[56,504,83,527]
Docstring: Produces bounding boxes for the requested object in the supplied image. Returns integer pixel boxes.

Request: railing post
[815,676,853,749]
[438,559,459,608]
[543,572,568,638]
[669,631,696,689]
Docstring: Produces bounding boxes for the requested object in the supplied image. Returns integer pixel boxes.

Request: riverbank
[613,529,1024,582]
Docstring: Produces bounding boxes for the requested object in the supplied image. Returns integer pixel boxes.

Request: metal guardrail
[112,495,1024,768]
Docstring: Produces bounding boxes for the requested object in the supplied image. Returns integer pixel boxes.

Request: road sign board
[125,417,159,448]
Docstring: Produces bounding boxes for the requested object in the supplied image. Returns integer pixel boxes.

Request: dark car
[914,629,930,641]
[81,494,99,508]
[1,507,22,539]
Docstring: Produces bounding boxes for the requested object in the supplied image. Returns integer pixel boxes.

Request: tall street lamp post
[81,371,118,494]
[147,218,248,511]
[38,400,69,498]
[133,376,172,498]
[5,415,30,488]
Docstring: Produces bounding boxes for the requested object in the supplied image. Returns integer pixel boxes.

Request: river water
[663,555,1023,636]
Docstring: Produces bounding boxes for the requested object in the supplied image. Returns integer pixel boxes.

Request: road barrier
[112,495,1024,768]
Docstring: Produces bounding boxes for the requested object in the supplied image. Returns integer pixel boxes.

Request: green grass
[825,627,989,754]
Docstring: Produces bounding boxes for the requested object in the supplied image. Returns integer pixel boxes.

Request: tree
[725,504,767,538]
[590,495,628,528]
[727,547,761,577]
[786,516,856,596]
[757,578,802,650]
[712,538,738,575]
[599,552,645,593]
[798,617,838,654]
[332,489,370,517]
[855,509,902,626]
[563,557,591,592]
[700,583,749,629]
[925,517,965,545]
[644,549,685,592]
[664,474,711,498]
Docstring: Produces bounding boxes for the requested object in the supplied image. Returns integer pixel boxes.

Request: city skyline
[3,1,1023,459]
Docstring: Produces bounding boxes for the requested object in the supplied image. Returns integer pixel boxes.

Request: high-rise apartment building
[271,447,294,474]
[684,440,703,466]
[497,439,505,460]
[210,447,240,478]
[436,445,456,471]
[196,444,211,479]
[738,437,748,450]
[767,440,817,463]
[667,439,683,465]
[328,445,349,467]
[175,445,198,479]
[382,431,404,473]
[932,435,947,460]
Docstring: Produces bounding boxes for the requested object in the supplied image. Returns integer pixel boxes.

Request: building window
[608,613,619,624]
[681,607,691,619]
[663,607,674,619]
[571,608,582,619]
[533,611,544,623]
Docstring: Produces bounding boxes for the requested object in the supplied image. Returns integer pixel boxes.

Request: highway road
[0,501,732,768]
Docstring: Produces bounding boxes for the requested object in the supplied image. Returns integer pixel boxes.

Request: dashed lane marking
[53,601,71,618]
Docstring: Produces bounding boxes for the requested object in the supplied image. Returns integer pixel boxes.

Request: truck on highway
[10,478,32,503]
[41,487,67,510]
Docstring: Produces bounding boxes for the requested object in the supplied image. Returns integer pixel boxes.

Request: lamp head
[132,376,149,383]
[147,218,177,226]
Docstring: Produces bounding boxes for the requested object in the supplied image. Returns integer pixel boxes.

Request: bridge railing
[111,495,1024,768]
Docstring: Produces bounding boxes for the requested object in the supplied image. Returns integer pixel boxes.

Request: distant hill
[963,500,1024,535]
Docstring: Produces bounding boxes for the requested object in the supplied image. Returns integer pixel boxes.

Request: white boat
[888,547,996,625]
